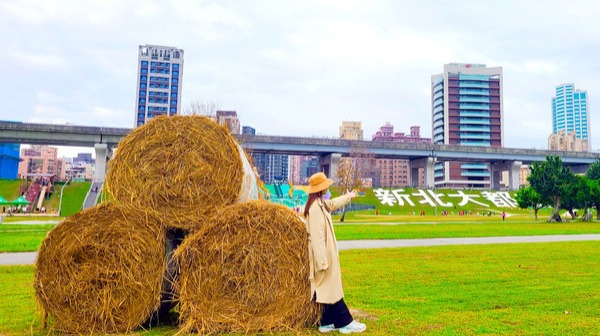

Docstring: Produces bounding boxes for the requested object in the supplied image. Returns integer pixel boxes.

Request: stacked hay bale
[34,203,165,334]
[175,200,320,334]
[34,115,316,334]
[105,115,253,230]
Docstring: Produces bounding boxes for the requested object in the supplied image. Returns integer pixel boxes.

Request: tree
[585,158,600,219]
[515,186,544,221]
[336,145,375,222]
[182,100,220,118]
[561,175,593,220]
[527,156,576,222]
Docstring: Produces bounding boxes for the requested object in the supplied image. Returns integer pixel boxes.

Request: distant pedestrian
[502,211,506,221]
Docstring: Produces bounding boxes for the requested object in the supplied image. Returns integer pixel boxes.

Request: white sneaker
[339,320,366,334]
[318,324,338,333]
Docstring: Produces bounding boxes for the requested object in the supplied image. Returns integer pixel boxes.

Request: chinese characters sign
[373,188,517,208]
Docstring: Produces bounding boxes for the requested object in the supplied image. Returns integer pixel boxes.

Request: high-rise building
[18,145,59,178]
[216,110,241,134]
[0,144,20,179]
[135,45,184,127]
[371,123,431,187]
[551,83,589,151]
[431,63,503,188]
[339,121,363,140]
[242,126,256,135]
[548,130,588,152]
[74,153,94,164]
[251,153,289,184]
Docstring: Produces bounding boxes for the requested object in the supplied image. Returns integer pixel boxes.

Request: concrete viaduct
[1,120,598,190]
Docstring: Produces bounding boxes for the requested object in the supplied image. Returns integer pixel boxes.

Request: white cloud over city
[1,0,599,157]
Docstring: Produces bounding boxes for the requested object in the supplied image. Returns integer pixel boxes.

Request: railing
[57,177,71,216]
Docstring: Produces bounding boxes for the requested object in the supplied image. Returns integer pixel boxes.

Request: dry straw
[34,203,166,334]
[175,200,320,334]
[105,115,244,230]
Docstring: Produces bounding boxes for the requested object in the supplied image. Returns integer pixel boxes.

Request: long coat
[305,194,352,304]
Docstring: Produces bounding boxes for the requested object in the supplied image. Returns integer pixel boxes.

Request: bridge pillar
[319,153,341,181]
[489,161,522,190]
[94,143,112,183]
[571,164,590,175]
[409,157,435,188]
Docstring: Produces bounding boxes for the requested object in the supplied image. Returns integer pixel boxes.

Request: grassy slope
[57,182,90,217]
[2,242,600,335]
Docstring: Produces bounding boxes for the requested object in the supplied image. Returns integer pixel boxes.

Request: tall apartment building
[548,130,588,152]
[216,110,241,134]
[551,83,589,151]
[252,153,289,184]
[135,45,184,127]
[17,145,59,178]
[431,63,503,188]
[339,121,364,140]
[371,123,431,187]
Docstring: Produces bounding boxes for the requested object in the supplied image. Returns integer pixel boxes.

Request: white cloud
[1,0,600,152]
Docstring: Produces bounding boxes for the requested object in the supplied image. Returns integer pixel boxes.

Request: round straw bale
[106,115,246,229]
[34,203,166,334]
[175,200,320,334]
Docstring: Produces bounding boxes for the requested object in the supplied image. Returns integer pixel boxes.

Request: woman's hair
[303,191,330,217]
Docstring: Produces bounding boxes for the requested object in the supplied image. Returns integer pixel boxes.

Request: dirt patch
[349,308,378,321]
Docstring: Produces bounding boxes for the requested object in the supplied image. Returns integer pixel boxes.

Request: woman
[304,172,366,334]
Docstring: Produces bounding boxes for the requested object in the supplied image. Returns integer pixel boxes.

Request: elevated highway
[1,120,598,189]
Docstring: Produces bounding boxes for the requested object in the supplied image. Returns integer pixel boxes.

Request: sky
[1,0,599,158]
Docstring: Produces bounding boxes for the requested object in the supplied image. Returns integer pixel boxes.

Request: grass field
[0,224,57,252]
[2,241,600,335]
[2,215,600,252]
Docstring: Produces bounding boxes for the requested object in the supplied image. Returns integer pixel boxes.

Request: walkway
[2,234,600,265]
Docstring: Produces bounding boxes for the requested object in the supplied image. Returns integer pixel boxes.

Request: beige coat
[305,194,352,304]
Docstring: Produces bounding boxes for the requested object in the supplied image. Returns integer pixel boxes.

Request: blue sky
[1,0,599,157]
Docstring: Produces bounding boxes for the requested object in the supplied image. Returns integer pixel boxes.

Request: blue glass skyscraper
[551,83,589,150]
[135,45,184,127]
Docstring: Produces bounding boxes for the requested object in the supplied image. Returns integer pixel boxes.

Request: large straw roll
[175,200,320,334]
[34,203,165,334]
[106,115,257,230]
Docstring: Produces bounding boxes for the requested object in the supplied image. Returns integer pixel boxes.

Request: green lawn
[3,216,600,252]
[333,221,600,240]
[2,241,600,335]
[56,181,90,217]
[0,224,57,252]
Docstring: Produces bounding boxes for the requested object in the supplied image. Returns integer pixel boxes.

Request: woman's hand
[346,190,358,199]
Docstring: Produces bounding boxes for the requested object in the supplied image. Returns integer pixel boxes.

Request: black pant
[314,293,353,328]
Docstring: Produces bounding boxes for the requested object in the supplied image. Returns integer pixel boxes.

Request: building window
[140,83,146,89]
[141,69,148,74]
[139,91,146,96]
[172,78,178,84]
[139,98,146,103]
[138,106,144,111]
[172,71,179,76]
[173,64,179,69]
[171,93,177,99]
[141,76,147,81]
[141,61,148,66]
[170,107,176,113]
[148,107,153,111]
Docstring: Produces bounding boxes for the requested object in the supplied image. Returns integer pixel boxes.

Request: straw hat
[308,172,333,194]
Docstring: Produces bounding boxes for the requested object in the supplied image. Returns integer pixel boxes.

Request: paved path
[2,234,600,265]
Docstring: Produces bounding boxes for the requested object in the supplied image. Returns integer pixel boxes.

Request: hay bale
[175,200,320,334]
[106,115,255,230]
[34,203,166,334]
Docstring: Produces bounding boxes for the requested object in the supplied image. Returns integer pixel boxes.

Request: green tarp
[10,196,30,205]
